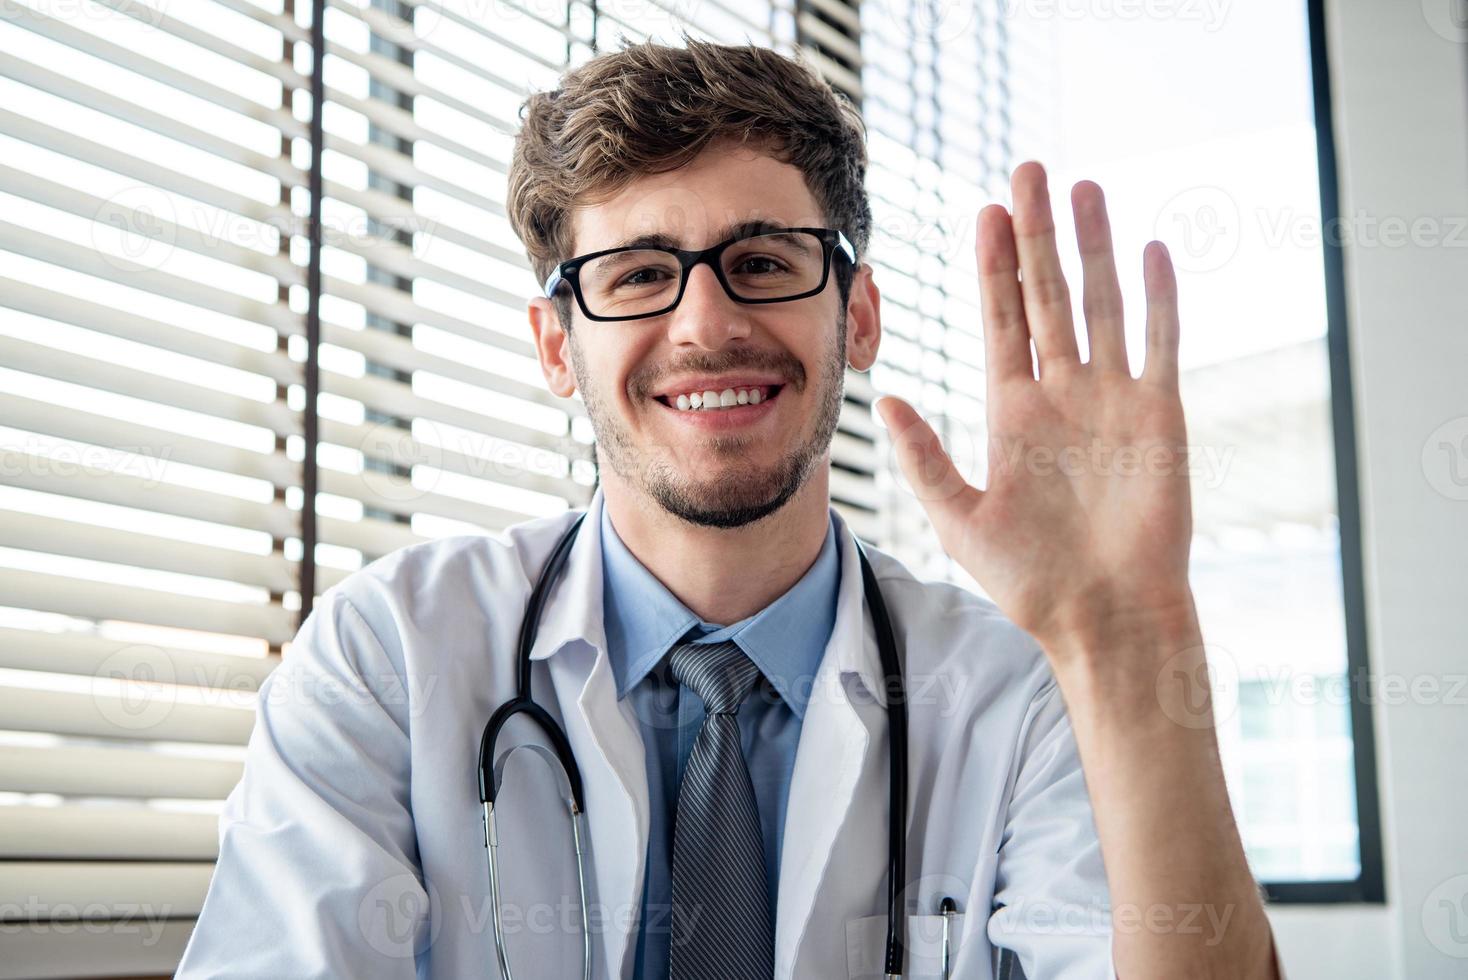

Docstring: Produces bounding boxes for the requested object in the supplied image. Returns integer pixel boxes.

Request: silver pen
[939,896,958,979]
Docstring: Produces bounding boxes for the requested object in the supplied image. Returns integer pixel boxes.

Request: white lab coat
[176,485,1118,979]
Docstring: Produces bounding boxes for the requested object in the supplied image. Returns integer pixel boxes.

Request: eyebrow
[607,219,795,252]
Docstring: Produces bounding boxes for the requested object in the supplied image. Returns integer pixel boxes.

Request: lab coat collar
[529,485,889,707]
[526,488,611,665]
[826,504,890,708]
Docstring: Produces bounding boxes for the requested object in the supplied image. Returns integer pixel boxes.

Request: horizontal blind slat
[323,128,507,212]
[0,510,351,595]
[830,429,876,475]
[0,805,219,860]
[2,0,307,141]
[317,512,428,558]
[0,625,277,692]
[0,917,196,980]
[324,39,516,136]
[328,0,533,100]
[0,744,245,800]
[396,0,575,63]
[830,464,880,510]
[0,276,300,386]
[0,333,300,439]
[320,370,583,455]
[317,417,583,503]
[326,81,510,178]
[0,684,257,745]
[321,319,545,406]
[0,162,304,287]
[0,568,295,649]
[797,10,862,63]
[92,0,310,89]
[0,391,298,489]
[206,0,309,43]
[0,221,300,335]
[316,466,559,533]
[324,175,529,271]
[0,55,303,188]
[0,106,295,229]
[319,270,527,353]
[0,860,213,919]
[0,449,298,543]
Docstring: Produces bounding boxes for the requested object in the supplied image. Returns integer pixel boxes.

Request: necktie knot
[668,638,761,715]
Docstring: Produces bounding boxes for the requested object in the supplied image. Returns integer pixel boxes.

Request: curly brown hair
[506,33,872,327]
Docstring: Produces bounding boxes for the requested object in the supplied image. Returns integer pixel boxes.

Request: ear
[528,296,577,398]
[844,261,881,372]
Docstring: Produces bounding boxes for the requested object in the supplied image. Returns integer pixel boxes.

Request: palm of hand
[879,162,1195,651]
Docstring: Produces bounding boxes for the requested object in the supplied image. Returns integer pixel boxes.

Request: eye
[732,255,788,276]
[617,267,673,288]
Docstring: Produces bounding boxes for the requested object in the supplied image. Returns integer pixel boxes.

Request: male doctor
[178,37,1284,980]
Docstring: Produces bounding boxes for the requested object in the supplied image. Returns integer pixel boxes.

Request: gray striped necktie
[666,637,774,980]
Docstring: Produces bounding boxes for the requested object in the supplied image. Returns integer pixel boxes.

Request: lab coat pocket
[846,912,967,979]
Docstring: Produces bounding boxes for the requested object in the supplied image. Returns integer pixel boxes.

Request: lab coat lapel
[775,508,890,978]
[530,488,649,980]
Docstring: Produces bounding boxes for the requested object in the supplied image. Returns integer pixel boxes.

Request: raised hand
[876,161,1195,659]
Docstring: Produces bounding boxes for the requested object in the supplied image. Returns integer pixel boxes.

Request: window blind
[0,1,308,974]
[0,1,1011,974]
[861,0,1013,587]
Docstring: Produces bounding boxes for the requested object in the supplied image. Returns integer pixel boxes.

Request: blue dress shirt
[599,502,840,980]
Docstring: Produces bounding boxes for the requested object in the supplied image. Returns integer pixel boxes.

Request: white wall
[1266,2,1468,978]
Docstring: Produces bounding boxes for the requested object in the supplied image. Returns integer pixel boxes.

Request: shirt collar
[600,499,840,720]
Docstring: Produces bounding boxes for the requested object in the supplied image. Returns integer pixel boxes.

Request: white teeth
[666,384,776,411]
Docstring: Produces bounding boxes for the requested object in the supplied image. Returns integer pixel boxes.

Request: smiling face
[528,139,880,530]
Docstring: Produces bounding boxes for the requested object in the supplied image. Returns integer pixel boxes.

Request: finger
[976,204,1035,384]
[1010,161,1081,371]
[874,395,982,534]
[1141,240,1180,389]
[1071,180,1130,375]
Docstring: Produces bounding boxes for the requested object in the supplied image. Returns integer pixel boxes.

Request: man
[178,36,1283,979]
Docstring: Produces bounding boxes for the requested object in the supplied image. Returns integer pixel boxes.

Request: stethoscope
[477,507,914,978]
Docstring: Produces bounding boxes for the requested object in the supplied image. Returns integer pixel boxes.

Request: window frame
[1260,0,1386,906]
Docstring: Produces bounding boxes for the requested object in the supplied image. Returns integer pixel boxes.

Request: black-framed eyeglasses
[542,225,856,323]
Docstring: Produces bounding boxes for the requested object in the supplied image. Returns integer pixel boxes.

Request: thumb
[874,395,980,530]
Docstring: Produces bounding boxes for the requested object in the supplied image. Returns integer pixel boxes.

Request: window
[986,0,1382,899]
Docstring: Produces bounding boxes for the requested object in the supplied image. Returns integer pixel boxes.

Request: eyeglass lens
[576,231,826,318]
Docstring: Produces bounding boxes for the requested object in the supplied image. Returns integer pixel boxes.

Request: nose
[664,262,751,349]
